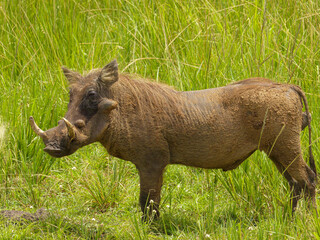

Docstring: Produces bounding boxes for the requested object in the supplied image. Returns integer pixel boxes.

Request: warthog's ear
[62,67,82,85]
[98,59,118,87]
[98,98,118,112]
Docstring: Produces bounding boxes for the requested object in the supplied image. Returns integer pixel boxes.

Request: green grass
[1,0,320,238]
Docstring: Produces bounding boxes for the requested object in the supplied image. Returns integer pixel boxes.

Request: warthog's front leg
[136,164,166,221]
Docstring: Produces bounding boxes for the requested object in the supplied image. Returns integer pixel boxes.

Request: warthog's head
[29,60,119,158]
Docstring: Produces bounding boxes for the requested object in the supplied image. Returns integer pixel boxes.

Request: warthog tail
[291,85,317,178]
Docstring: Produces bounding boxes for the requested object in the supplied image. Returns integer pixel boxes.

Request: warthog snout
[29,116,80,158]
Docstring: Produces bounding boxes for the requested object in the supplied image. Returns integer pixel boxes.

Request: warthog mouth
[43,144,67,158]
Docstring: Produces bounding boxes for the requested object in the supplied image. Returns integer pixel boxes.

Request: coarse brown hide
[30,60,317,219]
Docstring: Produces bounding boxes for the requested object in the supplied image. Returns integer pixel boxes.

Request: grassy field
[1,0,320,239]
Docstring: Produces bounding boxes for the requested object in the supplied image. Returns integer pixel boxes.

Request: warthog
[30,60,317,218]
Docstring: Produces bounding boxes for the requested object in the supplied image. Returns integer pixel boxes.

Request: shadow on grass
[0,213,116,239]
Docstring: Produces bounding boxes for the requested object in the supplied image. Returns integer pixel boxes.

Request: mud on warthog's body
[30,60,317,219]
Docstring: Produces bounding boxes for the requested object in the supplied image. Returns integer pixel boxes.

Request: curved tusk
[62,118,75,140]
[29,116,48,140]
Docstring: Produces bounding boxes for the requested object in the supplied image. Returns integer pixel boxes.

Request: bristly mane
[109,74,213,129]
[110,74,183,120]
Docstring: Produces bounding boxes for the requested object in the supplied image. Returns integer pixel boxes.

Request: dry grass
[0,121,5,148]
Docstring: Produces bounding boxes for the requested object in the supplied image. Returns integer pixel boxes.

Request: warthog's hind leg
[270,159,302,213]
[269,140,317,213]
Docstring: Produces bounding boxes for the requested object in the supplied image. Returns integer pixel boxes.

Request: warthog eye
[79,89,100,118]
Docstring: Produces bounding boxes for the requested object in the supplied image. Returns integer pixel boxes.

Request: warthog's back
[164,78,302,169]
